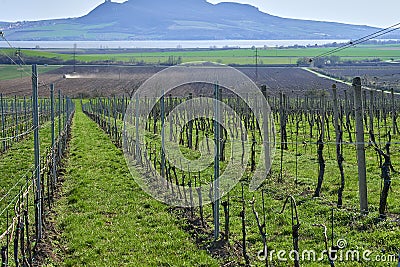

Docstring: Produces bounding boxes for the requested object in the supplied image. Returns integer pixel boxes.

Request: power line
[311,22,400,61]
[0,32,54,89]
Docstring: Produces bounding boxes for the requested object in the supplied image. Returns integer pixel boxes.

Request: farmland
[1,62,400,266]
[0,65,353,97]
[315,65,400,92]
[0,64,60,81]
[1,43,400,66]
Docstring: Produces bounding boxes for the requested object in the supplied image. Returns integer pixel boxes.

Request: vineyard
[0,66,75,266]
[315,65,400,93]
[80,65,399,266]
[0,64,400,266]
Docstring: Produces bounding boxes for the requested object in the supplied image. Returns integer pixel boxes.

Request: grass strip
[51,103,219,266]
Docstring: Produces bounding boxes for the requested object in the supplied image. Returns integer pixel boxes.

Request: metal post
[1,94,5,152]
[391,88,396,135]
[62,96,65,131]
[161,92,165,179]
[108,97,111,136]
[369,90,374,135]
[261,86,271,177]
[113,96,118,141]
[51,84,56,185]
[14,96,19,142]
[135,94,140,161]
[188,93,193,149]
[32,64,42,240]
[214,83,220,240]
[23,96,27,132]
[51,85,55,149]
[353,77,368,214]
[279,92,284,182]
[332,84,340,144]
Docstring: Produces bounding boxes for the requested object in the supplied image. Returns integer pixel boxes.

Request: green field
[0,64,61,80]
[2,44,400,66]
[48,103,219,266]
[80,95,400,266]
[1,95,399,266]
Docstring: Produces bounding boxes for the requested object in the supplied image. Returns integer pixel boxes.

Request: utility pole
[73,43,77,73]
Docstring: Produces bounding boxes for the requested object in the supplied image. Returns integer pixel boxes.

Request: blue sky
[0,0,398,28]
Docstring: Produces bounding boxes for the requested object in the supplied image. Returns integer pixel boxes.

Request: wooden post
[353,77,368,214]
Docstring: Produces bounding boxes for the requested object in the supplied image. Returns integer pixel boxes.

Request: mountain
[0,0,393,41]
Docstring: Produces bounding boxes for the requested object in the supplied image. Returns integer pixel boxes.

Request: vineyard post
[279,92,284,182]
[353,77,368,214]
[14,96,19,142]
[62,96,66,130]
[51,84,56,186]
[113,95,118,141]
[32,64,42,240]
[1,94,5,152]
[321,94,326,140]
[369,90,374,135]
[107,97,111,136]
[261,86,271,178]
[213,82,220,240]
[391,88,396,135]
[168,95,173,142]
[23,97,27,132]
[58,90,61,137]
[381,89,387,135]
[161,92,166,180]
[188,93,193,149]
[135,94,140,161]
[332,84,345,207]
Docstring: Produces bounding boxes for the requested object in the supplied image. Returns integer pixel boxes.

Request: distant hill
[1,0,395,41]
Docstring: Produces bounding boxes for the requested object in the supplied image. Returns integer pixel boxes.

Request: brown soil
[0,65,351,98]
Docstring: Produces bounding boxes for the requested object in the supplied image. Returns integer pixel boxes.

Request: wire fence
[0,94,62,154]
[0,90,75,267]
[81,80,400,266]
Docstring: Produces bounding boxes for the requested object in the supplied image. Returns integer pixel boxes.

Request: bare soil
[0,65,351,98]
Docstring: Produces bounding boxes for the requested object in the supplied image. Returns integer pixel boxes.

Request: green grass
[3,44,400,66]
[0,118,62,215]
[102,97,400,266]
[0,64,61,80]
[49,102,219,266]
[70,45,400,65]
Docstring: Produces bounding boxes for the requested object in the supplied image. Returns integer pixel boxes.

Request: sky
[0,0,398,28]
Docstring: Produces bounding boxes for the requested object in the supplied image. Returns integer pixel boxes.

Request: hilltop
[0,0,393,41]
